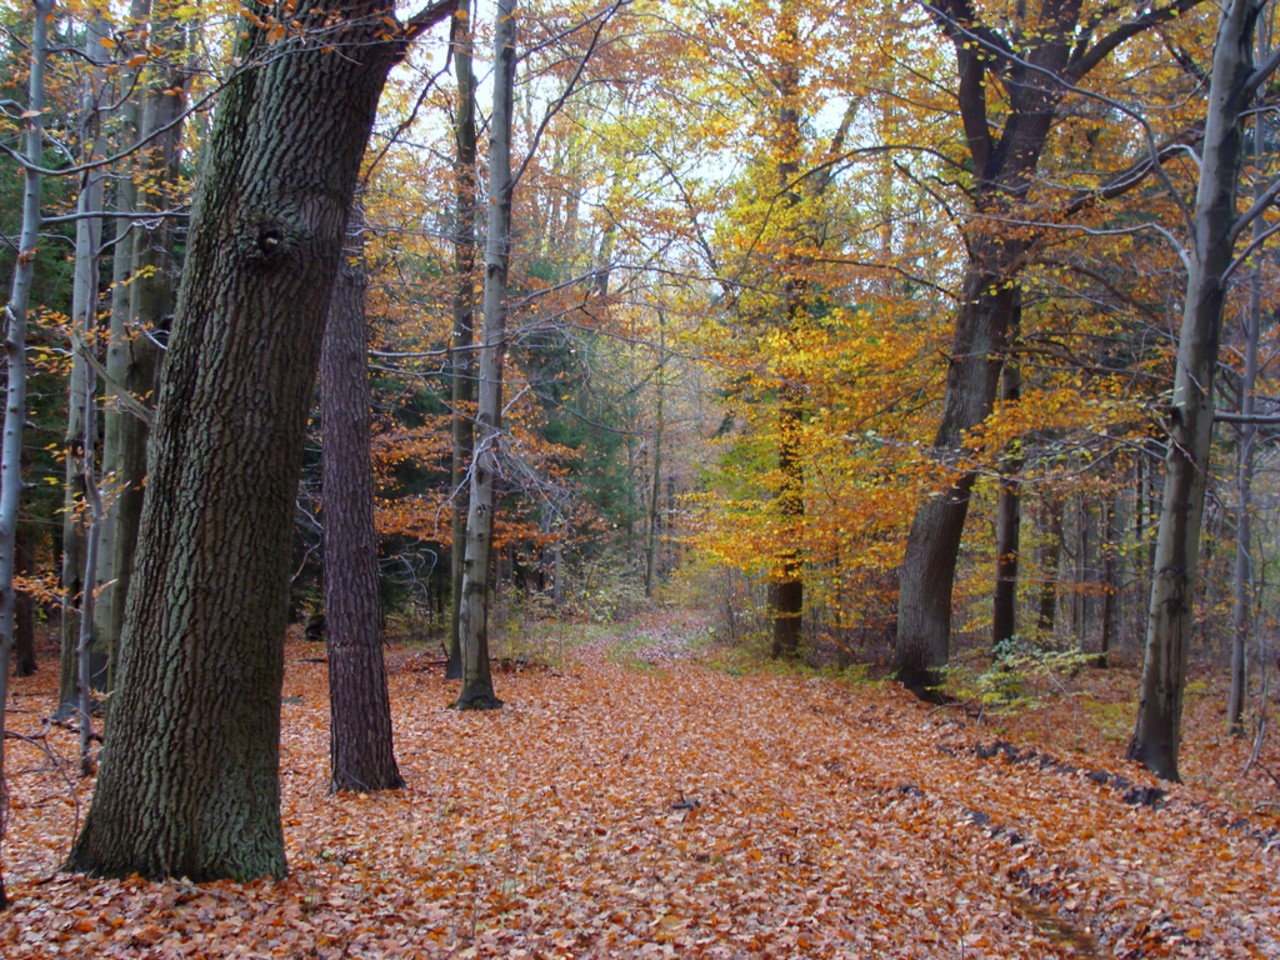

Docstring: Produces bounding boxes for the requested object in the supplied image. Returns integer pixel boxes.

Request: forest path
[2,613,1278,958]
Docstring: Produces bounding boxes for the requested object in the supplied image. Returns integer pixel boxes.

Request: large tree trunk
[895,265,1019,694]
[454,0,514,712]
[66,0,454,881]
[321,238,403,794]
[0,0,52,910]
[447,0,477,682]
[1130,0,1264,783]
[894,0,1203,697]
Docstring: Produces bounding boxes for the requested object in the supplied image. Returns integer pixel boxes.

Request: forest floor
[2,610,1279,959]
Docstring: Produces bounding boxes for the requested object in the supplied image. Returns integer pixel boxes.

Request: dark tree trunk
[321,243,403,794]
[1098,497,1119,668]
[1074,497,1092,650]
[894,0,1205,697]
[14,528,37,677]
[768,4,806,660]
[1036,494,1065,637]
[896,265,1019,694]
[66,0,454,881]
[992,299,1023,653]
[770,378,804,659]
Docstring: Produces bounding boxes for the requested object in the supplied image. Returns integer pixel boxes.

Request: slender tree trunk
[14,528,36,677]
[454,0,515,711]
[58,18,110,714]
[1131,0,1264,782]
[447,0,477,681]
[1036,493,1064,637]
[770,376,804,659]
[95,5,185,691]
[645,316,666,597]
[0,0,52,910]
[321,232,403,793]
[992,298,1023,652]
[1099,497,1119,668]
[1074,497,1091,650]
[66,0,454,881]
[1229,16,1269,733]
[769,2,805,660]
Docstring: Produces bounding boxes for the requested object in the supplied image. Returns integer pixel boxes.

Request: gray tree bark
[95,3,186,692]
[0,0,53,910]
[1130,0,1276,782]
[58,13,110,716]
[66,0,456,880]
[447,0,477,681]
[454,0,516,711]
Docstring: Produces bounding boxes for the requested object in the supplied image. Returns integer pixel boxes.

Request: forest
[0,0,1279,955]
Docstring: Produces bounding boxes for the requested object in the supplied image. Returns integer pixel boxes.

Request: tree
[94,0,190,693]
[894,0,1206,696]
[321,219,403,793]
[0,0,52,909]
[447,0,477,681]
[66,0,457,881]
[454,0,516,711]
[1130,0,1280,782]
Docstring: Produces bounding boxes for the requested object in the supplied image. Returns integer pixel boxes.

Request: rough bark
[0,0,52,910]
[66,0,454,881]
[454,0,514,712]
[321,242,403,794]
[447,0,477,682]
[1130,0,1265,783]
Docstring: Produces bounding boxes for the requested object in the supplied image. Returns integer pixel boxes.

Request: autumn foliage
[3,620,1279,957]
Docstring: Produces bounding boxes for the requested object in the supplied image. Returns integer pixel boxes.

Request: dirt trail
[2,616,1278,958]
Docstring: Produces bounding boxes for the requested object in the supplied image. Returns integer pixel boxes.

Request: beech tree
[894,0,1206,696]
[1130,0,1280,782]
[66,0,456,881]
[454,0,515,711]
[447,0,477,681]
[0,0,52,909]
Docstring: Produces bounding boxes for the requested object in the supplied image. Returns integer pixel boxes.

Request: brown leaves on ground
[2,614,1278,958]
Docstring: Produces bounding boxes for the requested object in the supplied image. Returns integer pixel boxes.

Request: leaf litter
[2,613,1278,958]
